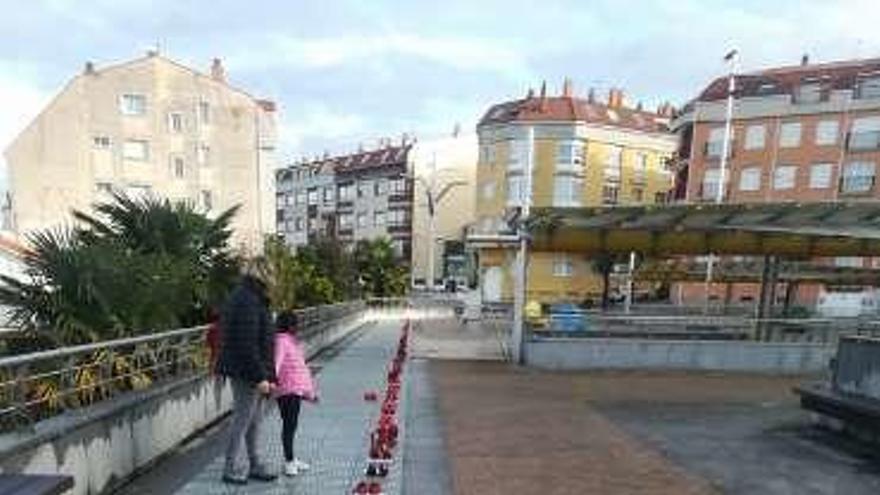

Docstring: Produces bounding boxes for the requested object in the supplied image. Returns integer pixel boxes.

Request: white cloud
[276,104,368,160]
[0,71,51,192]
[231,32,532,80]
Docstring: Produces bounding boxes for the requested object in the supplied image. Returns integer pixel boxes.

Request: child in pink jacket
[274,311,318,476]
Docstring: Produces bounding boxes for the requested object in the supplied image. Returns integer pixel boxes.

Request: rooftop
[478,79,674,134]
[695,56,880,102]
[279,141,413,179]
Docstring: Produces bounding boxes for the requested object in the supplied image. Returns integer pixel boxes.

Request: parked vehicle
[548,303,589,332]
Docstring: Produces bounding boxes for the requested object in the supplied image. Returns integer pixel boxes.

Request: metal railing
[0,301,364,432]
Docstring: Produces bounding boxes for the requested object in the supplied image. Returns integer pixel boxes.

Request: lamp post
[705,49,739,310]
[409,165,468,291]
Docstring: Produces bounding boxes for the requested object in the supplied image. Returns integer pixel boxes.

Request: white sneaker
[293,458,310,471]
[283,461,299,477]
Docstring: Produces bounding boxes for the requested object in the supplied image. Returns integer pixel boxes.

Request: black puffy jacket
[217,276,275,384]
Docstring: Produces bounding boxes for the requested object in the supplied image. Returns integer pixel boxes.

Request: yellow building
[472,81,678,303]
[3,51,277,254]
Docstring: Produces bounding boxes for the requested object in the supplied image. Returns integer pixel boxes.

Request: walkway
[174,320,406,495]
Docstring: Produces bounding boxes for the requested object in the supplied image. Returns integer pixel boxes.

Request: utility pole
[705,49,738,311]
[512,126,534,364]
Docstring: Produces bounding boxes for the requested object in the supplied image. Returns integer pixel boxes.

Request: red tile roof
[285,144,412,175]
[696,57,880,102]
[478,95,671,133]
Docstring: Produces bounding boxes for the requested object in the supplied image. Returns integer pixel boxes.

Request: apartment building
[276,132,478,285]
[276,141,414,260]
[473,80,678,303]
[672,56,880,308]
[3,51,277,254]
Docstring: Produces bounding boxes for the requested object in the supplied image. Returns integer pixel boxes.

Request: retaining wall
[525,337,835,373]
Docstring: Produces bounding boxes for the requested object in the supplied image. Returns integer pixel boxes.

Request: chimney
[636,101,643,112]
[801,53,810,66]
[562,77,574,98]
[608,88,624,108]
[526,87,535,99]
[83,61,96,75]
[587,88,596,104]
[211,58,226,82]
[146,49,158,57]
[539,80,548,111]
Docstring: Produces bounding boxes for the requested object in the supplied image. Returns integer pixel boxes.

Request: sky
[1,0,879,190]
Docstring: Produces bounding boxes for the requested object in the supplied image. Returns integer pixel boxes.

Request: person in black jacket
[218,271,277,485]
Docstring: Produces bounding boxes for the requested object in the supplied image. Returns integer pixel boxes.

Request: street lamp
[406,169,468,291]
[705,49,739,310]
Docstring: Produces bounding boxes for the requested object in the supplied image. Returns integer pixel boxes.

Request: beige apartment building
[4,51,277,253]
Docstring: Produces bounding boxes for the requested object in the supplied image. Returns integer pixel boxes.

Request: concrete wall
[525,337,835,373]
[0,311,370,495]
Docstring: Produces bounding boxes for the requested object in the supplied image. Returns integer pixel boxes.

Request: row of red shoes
[353,320,412,495]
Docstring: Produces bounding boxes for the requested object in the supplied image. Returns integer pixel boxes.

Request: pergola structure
[468,201,880,363]
[525,202,880,257]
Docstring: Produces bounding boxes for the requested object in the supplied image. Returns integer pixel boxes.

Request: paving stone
[175,320,408,495]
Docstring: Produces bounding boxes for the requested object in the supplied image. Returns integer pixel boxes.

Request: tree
[353,238,408,298]
[0,194,241,347]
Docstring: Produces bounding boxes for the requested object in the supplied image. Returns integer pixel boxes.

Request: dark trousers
[277,394,302,462]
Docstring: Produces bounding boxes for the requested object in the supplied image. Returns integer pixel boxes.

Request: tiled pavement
[175,320,406,495]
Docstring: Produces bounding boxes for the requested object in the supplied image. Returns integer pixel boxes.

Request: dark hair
[276,311,299,333]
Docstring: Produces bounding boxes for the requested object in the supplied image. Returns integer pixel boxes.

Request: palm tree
[353,238,407,298]
[0,194,240,347]
[590,253,618,310]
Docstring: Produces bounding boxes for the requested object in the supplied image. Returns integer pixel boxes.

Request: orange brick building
[671,56,880,309]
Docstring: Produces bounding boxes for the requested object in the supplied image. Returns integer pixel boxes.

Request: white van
[816,288,880,318]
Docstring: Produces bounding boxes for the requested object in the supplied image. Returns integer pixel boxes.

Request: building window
[654,192,667,204]
[849,117,880,151]
[198,100,211,125]
[705,127,726,157]
[602,184,619,205]
[389,178,407,194]
[201,190,213,211]
[701,169,722,200]
[357,212,368,228]
[508,140,527,172]
[506,174,524,207]
[858,77,880,99]
[387,209,408,227]
[556,140,584,172]
[126,184,152,200]
[196,144,210,166]
[481,181,496,200]
[631,187,644,202]
[339,213,353,230]
[296,191,307,206]
[779,122,802,148]
[605,146,623,180]
[307,188,319,205]
[358,180,371,198]
[479,144,495,165]
[96,182,114,195]
[553,176,581,207]
[119,94,146,115]
[323,187,334,204]
[816,120,839,146]
[553,254,574,277]
[834,256,863,268]
[122,140,149,161]
[773,165,797,190]
[392,240,405,258]
[809,163,833,189]
[374,211,386,227]
[338,183,354,201]
[374,179,388,196]
[168,112,184,133]
[841,161,876,194]
[796,83,822,104]
[634,152,648,181]
[93,136,111,149]
[171,156,185,178]
[744,125,765,150]
[295,217,304,232]
[739,167,761,191]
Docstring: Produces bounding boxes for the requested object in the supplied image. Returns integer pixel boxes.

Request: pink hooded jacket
[273,333,316,399]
